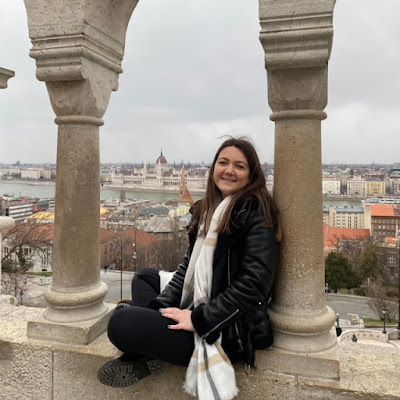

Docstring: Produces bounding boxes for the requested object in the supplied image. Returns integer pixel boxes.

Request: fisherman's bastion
[1,1,400,399]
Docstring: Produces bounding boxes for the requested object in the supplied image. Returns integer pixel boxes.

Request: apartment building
[0,197,36,221]
[347,177,366,196]
[365,179,386,196]
[375,238,400,280]
[322,178,341,195]
[323,206,364,229]
[1,222,54,272]
[365,204,400,241]
[346,177,386,196]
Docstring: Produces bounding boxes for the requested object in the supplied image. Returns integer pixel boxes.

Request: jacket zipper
[228,249,244,352]
[203,308,240,340]
[227,249,231,285]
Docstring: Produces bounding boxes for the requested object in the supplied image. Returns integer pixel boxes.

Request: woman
[98,137,280,399]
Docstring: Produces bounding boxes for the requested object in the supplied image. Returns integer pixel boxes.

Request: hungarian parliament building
[100,151,209,194]
[100,151,275,194]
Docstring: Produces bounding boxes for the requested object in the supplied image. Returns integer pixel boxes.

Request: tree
[357,241,381,284]
[155,235,188,272]
[2,220,53,268]
[152,219,188,272]
[1,258,30,304]
[340,238,363,269]
[362,277,398,321]
[325,251,359,293]
[107,228,159,272]
[1,220,53,304]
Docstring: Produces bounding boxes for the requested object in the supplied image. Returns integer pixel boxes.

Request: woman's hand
[160,308,195,332]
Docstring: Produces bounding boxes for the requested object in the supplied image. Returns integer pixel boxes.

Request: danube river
[0,181,204,203]
[0,181,362,207]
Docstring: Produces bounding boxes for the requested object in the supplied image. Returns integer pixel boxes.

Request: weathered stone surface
[0,295,16,305]
[28,303,115,345]
[23,0,140,329]
[258,0,339,380]
[1,304,400,399]
[0,67,14,89]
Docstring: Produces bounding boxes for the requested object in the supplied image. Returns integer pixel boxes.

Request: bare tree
[340,238,364,269]
[362,278,398,322]
[152,222,188,272]
[1,220,53,304]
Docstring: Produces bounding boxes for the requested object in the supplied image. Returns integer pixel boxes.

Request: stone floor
[338,339,400,398]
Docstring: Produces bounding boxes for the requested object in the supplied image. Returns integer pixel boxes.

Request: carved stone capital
[24,0,139,118]
[259,0,335,115]
[45,68,118,121]
[0,67,15,89]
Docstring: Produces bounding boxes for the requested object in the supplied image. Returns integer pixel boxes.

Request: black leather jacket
[147,198,279,365]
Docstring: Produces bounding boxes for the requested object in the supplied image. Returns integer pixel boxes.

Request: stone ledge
[0,295,16,306]
[27,303,115,345]
[1,303,400,400]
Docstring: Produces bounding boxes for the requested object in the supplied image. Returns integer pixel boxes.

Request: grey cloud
[1,0,400,165]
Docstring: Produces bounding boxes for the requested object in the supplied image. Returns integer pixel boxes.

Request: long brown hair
[190,136,281,241]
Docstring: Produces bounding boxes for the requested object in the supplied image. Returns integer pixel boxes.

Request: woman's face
[213,146,250,198]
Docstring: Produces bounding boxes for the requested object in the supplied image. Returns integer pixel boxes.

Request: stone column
[258,1,339,379]
[24,0,139,344]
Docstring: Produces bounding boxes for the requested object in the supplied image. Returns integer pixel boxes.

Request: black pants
[107,268,194,366]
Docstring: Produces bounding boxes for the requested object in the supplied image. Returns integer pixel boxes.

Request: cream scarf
[180,195,238,400]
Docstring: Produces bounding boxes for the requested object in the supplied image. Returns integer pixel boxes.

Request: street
[24,271,382,323]
[326,293,380,320]
[101,270,134,303]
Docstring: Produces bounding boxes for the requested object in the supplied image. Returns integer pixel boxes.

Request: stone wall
[1,304,400,400]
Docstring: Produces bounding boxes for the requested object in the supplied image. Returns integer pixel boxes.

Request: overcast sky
[1,0,399,165]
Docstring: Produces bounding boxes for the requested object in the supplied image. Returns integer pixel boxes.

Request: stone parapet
[1,304,400,400]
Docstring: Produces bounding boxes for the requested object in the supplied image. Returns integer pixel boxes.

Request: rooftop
[371,204,399,217]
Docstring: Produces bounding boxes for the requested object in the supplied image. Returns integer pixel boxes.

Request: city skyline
[1,1,400,164]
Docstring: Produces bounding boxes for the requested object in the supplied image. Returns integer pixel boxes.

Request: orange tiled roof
[100,227,116,243]
[386,236,399,245]
[117,227,159,250]
[323,224,370,249]
[2,221,55,242]
[370,204,398,217]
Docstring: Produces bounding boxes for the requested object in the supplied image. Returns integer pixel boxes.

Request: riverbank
[0,180,204,202]
[100,183,205,195]
[0,179,55,187]
[5,179,400,203]
[0,179,205,195]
